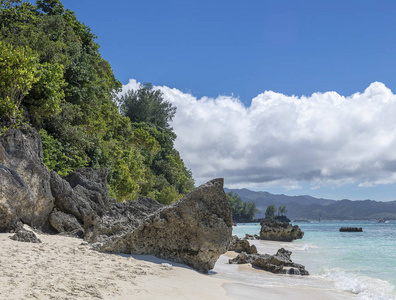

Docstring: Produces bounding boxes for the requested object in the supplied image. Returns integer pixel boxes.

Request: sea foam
[323,268,395,299]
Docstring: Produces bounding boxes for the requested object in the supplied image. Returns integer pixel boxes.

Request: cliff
[0,129,233,273]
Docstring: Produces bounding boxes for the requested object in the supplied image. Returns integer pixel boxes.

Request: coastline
[215,249,356,300]
[0,229,356,300]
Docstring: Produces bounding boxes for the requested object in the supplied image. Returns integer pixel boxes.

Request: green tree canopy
[119,83,176,130]
[0,41,64,126]
[265,205,277,220]
[277,205,288,216]
[0,0,195,205]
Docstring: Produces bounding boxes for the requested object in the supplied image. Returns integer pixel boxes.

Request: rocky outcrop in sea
[339,227,363,232]
[0,128,233,273]
[259,217,304,242]
[229,248,309,275]
[228,235,257,254]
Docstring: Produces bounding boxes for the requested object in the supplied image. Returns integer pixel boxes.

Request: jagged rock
[339,227,363,232]
[49,209,84,237]
[244,234,260,240]
[229,248,309,275]
[84,196,164,242]
[259,219,304,242]
[0,128,54,231]
[50,168,109,231]
[9,229,42,243]
[228,235,257,254]
[93,178,233,273]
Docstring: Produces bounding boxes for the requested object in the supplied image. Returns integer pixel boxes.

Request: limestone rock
[229,248,309,275]
[84,196,164,242]
[244,234,259,240]
[339,227,363,232]
[94,178,233,273]
[228,235,257,254]
[50,168,109,229]
[259,219,304,242]
[9,229,42,243]
[0,128,54,231]
[49,209,84,237]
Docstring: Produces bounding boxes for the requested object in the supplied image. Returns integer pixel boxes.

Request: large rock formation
[0,128,54,231]
[259,219,304,242]
[50,168,109,224]
[229,248,309,275]
[92,179,233,273]
[48,167,110,236]
[0,129,233,273]
[84,196,164,242]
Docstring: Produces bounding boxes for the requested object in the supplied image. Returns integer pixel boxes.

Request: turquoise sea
[215,221,396,300]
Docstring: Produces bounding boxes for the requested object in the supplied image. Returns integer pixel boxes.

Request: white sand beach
[0,228,356,300]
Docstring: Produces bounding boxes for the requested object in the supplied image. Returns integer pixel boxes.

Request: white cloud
[121,80,396,189]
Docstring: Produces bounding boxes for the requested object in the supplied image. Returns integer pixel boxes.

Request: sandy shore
[0,228,356,299]
[0,228,230,300]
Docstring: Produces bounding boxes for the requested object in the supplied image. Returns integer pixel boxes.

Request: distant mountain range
[224,188,396,220]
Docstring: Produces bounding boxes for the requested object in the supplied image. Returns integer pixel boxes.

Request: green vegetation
[265,205,288,219]
[264,204,277,219]
[226,192,258,222]
[0,0,194,204]
[277,205,288,216]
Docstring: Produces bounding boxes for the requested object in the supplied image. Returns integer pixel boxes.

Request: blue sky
[49,0,396,201]
[59,0,396,104]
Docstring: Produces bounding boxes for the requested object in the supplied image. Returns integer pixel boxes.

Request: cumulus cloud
[122,79,396,189]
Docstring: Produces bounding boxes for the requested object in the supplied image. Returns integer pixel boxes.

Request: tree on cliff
[0,41,64,128]
[0,0,195,204]
[119,83,176,130]
[119,86,194,202]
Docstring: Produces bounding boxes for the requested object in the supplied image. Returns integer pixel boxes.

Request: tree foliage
[277,205,288,216]
[119,83,176,129]
[226,192,258,222]
[0,0,195,204]
[0,40,65,127]
[265,205,277,220]
[265,205,289,219]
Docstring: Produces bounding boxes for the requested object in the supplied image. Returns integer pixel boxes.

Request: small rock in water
[339,227,363,232]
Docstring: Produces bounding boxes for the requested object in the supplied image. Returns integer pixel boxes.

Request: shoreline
[214,250,356,300]
[0,229,356,299]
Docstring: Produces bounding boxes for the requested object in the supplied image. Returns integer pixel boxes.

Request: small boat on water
[378,218,385,223]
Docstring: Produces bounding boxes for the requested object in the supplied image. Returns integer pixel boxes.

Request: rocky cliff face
[84,196,164,242]
[0,129,233,273]
[49,168,109,234]
[259,219,304,242]
[93,179,233,273]
[0,128,54,231]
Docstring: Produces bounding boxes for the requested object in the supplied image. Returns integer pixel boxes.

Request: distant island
[224,188,396,220]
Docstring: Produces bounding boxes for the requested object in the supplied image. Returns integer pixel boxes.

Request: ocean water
[214,221,396,300]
